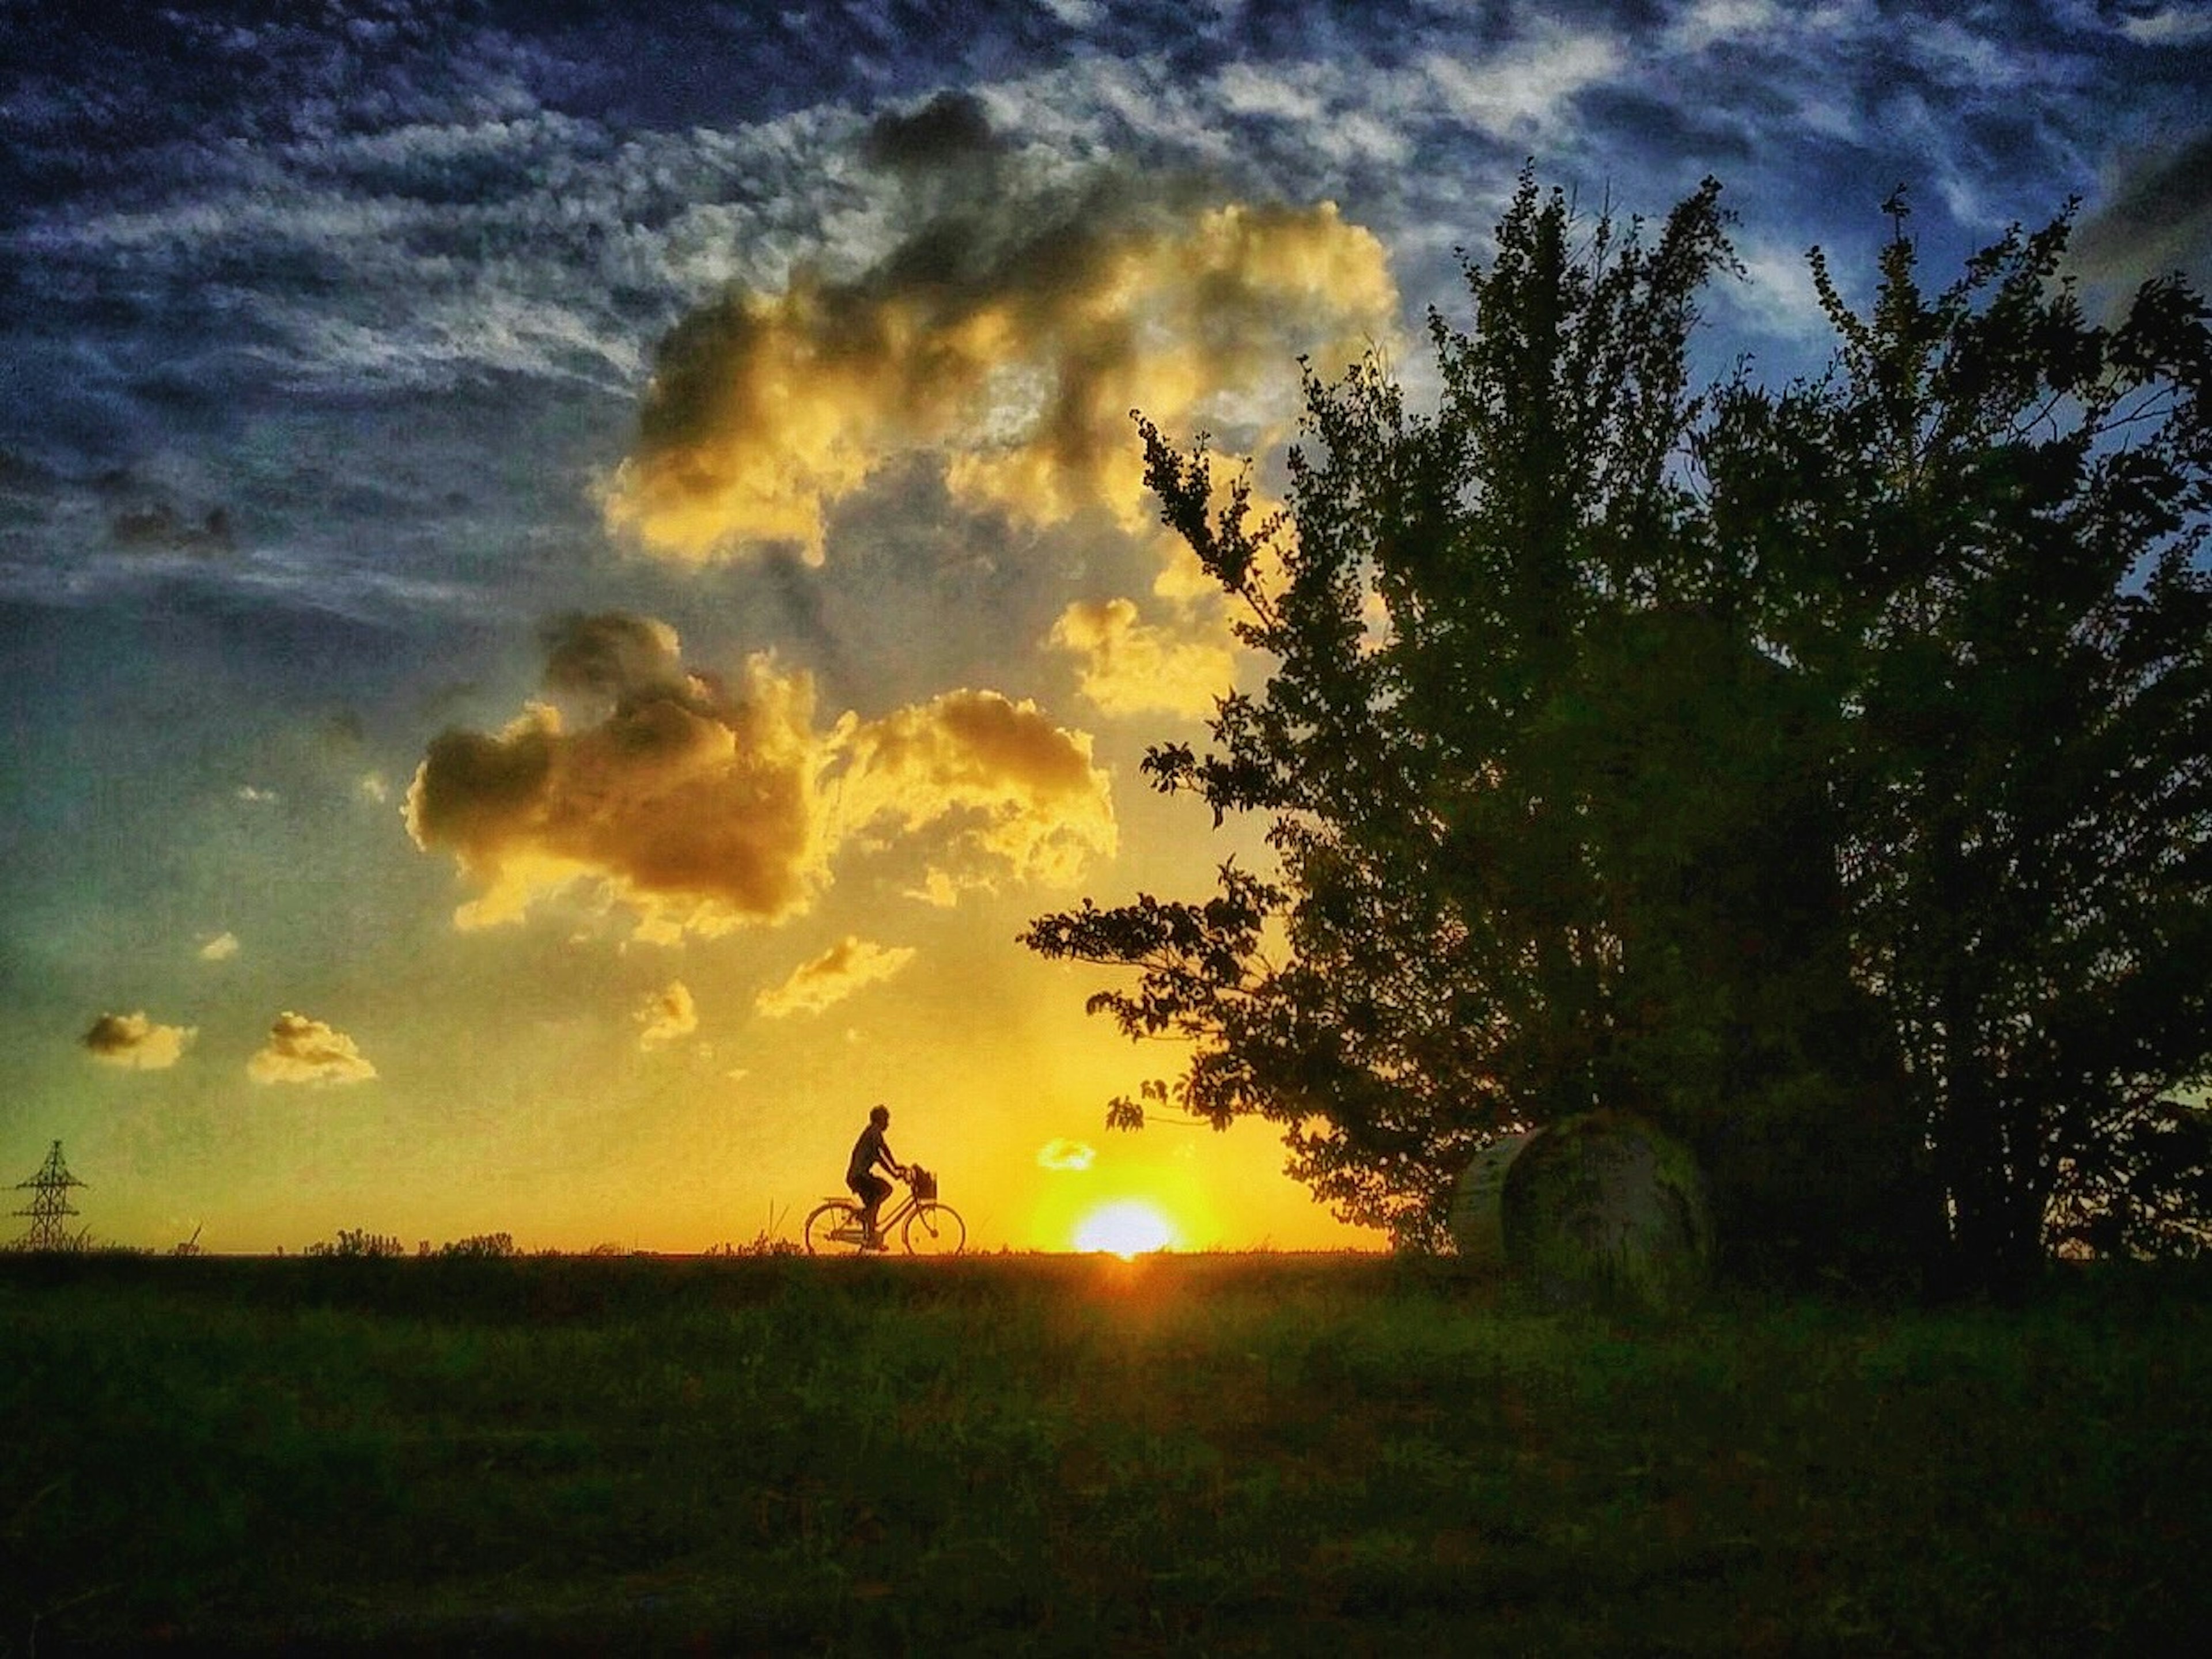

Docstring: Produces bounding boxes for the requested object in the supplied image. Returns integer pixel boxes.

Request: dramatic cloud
[247,1012,376,1085]
[81,1011,195,1070]
[407,613,1114,937]
[603,181,1397,563]
[861,89,1002,172]
[636,980,698,1048]
[2119,7,2212,44]
[1048,596,1234,717]
[540,609,687,700]
[1036,1137,1096,1171]
[1420,19,1623,141]
[1724,236,1834,342]
[2073,132,2212,296]
[407,613,831,936]
[197,931,241,962]
[834,687,1118,891]
[110,503,233,556]
[1667,0,1785,54]
[755,936,918,1018]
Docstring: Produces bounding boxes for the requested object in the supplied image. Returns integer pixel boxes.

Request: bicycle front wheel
[804,1200,863,1255]
[902,1202,965,1256]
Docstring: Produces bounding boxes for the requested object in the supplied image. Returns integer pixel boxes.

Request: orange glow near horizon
[1072,1199,1179,1257]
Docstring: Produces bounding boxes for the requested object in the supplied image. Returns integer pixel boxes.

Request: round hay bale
[1448,1131,1535,1269]
[1499,1111,1714,1314]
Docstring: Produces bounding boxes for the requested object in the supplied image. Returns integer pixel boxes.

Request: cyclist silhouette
[846,1104,906,1250]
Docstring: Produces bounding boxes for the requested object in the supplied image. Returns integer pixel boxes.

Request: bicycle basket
[911,1166,938,1200]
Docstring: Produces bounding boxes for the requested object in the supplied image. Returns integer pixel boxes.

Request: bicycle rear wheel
[804,1200,863,1255]
[902,1202,965,1256]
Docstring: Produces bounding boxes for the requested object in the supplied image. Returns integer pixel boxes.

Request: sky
[4,0,2209,1255]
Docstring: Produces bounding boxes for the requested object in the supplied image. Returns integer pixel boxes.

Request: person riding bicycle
[846,1104,907,1251]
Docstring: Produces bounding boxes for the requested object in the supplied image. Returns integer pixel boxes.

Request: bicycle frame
[842,1188,921,1240]
[805,1171,964,1255]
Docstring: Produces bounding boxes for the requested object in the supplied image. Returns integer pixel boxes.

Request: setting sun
[1072,1200,1179,1258]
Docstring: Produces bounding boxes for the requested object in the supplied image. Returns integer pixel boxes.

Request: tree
[1699,194,2212,1289]
[1032,169,1921,1270]
[1027,171,2212,1290]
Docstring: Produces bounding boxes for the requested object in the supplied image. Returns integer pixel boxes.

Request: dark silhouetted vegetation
[302,1228,405,1259]
[1026,170,2212,1293]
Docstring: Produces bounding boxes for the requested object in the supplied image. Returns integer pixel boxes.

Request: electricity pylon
[12,1141,86,1252]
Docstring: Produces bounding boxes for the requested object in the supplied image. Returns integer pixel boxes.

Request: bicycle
[804,1165,966,1256]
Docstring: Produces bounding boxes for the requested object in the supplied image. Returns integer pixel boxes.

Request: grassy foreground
[5,1252,2209,1654]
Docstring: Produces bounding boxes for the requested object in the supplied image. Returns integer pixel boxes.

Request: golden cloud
[406,616,830,935]
[756,935,918,1019]
[197,931,241,961]
[1036,1137,1097,1172]
[81,1011,195,1070]
[1048,596,1234,718]
[407,614,1114,936]
[836,687,1118,890]
[603,195,1397,564]
[636,980,698,1048]
[248,1012,376,1085]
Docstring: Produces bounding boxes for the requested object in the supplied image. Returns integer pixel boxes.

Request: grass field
[5,1251,2210,1654]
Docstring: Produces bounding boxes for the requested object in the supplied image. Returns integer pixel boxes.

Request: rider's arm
[879,1139,903,1178]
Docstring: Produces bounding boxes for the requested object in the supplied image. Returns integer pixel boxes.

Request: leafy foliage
[1033,173,1762,1248]
[1027,170,2212,1287]
[305,1227,406,1259]
[1703,192,2212,1285]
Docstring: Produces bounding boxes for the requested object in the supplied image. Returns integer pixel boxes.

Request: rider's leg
[858,1175,889,1247]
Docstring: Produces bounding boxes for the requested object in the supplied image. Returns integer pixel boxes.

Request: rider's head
[869,1104,890,1127]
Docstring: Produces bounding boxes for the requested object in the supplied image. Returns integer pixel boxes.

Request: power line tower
[12,1141,87,1252]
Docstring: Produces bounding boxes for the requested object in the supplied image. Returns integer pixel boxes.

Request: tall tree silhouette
[1027,173,2212,1290]
[1699,194,2212,1288]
